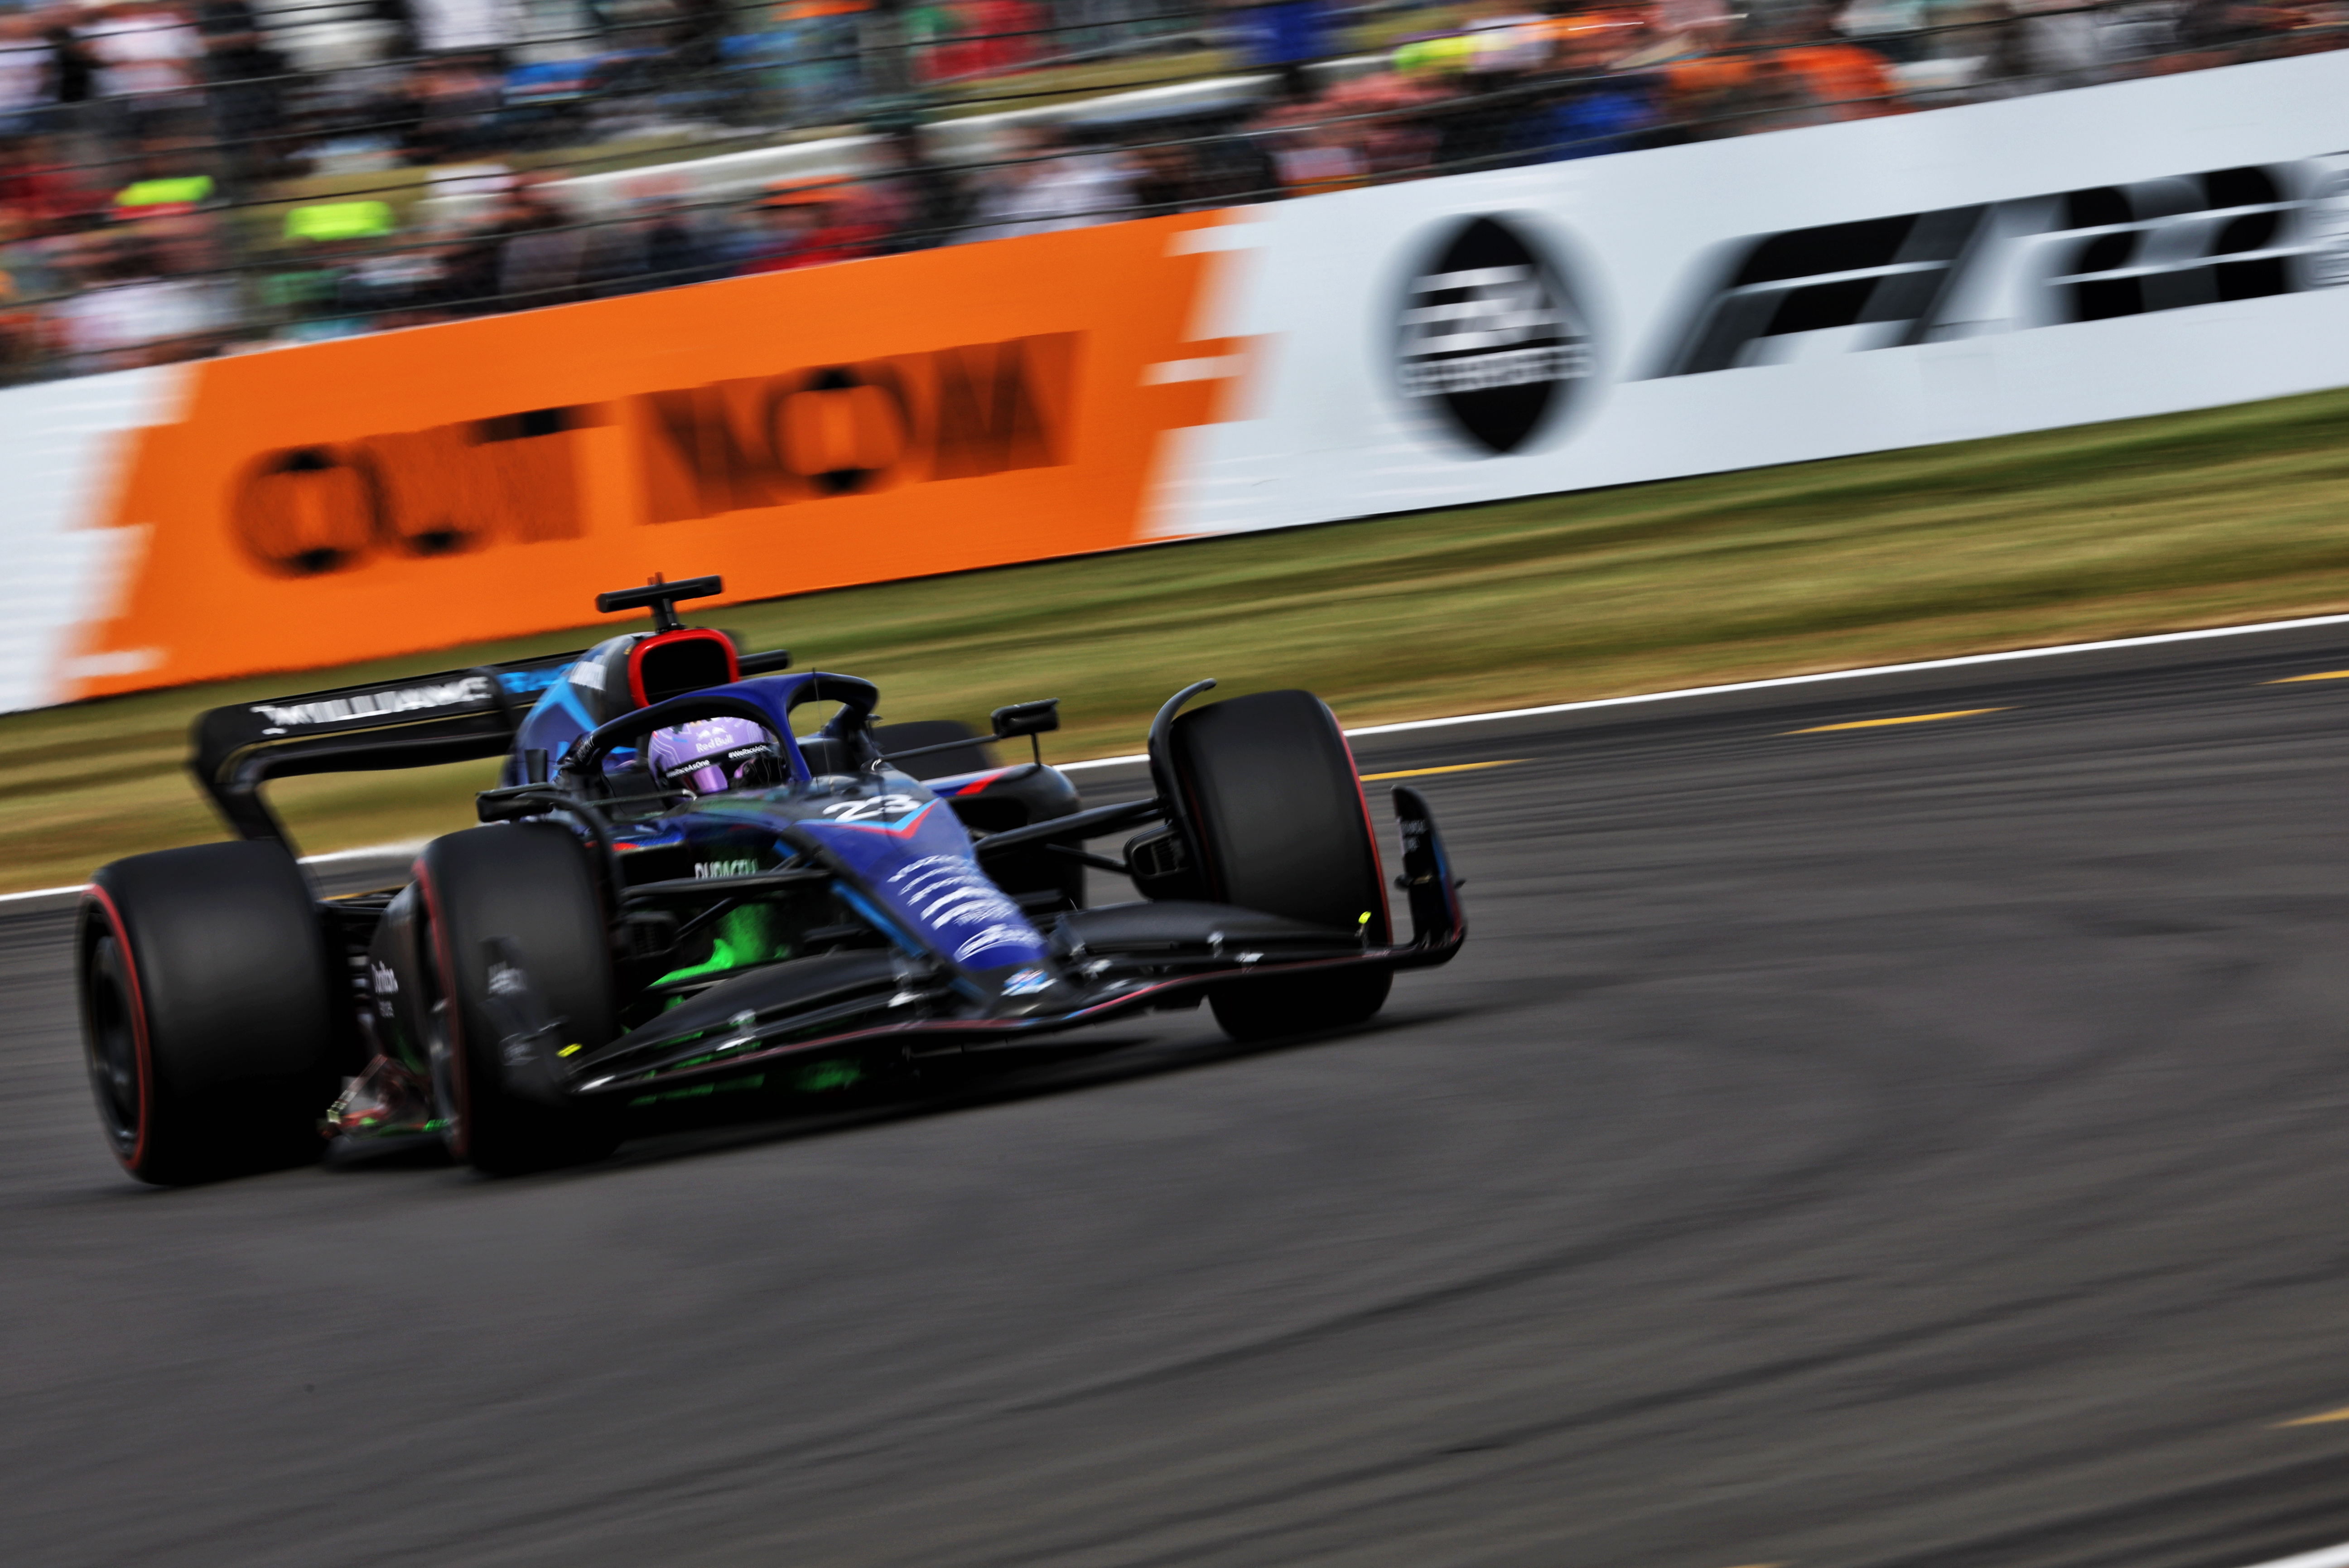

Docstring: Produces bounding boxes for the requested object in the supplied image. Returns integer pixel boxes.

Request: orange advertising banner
[64,211,1254,701]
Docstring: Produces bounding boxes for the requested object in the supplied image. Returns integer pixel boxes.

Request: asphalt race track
[9,623,2349,1568]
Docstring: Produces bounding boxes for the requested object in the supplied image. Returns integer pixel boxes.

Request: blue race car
[77,574,1464,1182]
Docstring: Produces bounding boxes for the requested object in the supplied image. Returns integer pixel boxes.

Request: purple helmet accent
[647,716,779,795]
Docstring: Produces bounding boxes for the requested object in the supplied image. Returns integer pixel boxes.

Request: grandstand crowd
[0,0,2337,379]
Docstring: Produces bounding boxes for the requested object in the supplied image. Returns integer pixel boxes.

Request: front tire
[1165,690,1393,1041]
[415,824,622,1174]
[79,841,342,1185]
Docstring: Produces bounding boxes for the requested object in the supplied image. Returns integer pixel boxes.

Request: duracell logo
[228,333,1081,577]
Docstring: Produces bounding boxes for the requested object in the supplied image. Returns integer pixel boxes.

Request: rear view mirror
[991,700,1060,740]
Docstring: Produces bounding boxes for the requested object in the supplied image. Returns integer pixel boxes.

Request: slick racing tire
[79,840,342,1186]
[415,824,622,1175]
[1167,689,1392,1042]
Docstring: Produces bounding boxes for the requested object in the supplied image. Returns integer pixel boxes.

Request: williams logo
[1396,215,1593,457]
[249,675,491,733]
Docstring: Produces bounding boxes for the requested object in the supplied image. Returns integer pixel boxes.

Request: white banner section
[1149,51,2349,538]
[0,367,180,715]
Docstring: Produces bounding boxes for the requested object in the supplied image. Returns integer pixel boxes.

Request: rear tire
[415,824,623,1174]
[1165,690,1393,1041]
[79,841,342,1185]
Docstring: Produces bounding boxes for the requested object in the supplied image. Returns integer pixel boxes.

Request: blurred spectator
[1664,4,1894,131]
[2171,0,2302,57]
[109,130,214,216]
[1834,0,1928,63]
[402,55,501,165]
[410,0,517,53]
[729,182,808,270]
[956,126,1138,239]
[430,170,569,311]
[1735,52,1837,128]
[642,192,731,285]
[50,230,223,371]
[0,204,46,378]
[0,132,108,227]
[498,213,589,309]
[905,0,955,82]
[1535,20,1663,159]
[1239,0,1335,96]
[0,0,2333,381]
[1999,0,2110,89]
[1127,140,1210,213]
[868,124,968,249]
[1254,90,1368,194]
[43,11,93,125]
[780,178,892,267]
[780,0,870,121]
[574,179,728,294]
[1776,13,1901,114]
[736,177,893,270]
[257,237,358,341]
[666,0,733,78]
[972,0,1046,74]
[1255,68,1442,193]
[196,0,285,178]
[0,13,58,137]
[924,0,1046,81]
[77,0,208,140]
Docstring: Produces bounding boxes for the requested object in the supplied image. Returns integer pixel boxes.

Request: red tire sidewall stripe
[81,885,154,1172]
[413,861,471,1160]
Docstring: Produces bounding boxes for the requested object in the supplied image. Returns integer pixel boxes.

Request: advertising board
[1148,49,2349,538]
[4,213,1253,711]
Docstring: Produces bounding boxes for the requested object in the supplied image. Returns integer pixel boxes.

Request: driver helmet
[646,717,783,796]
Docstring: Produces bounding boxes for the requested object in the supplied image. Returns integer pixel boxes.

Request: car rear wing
[190,650,585,846]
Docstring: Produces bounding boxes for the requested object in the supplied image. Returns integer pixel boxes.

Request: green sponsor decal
[627,1073,768,1107]
[652,904,789,991]
[793,1059,862,1093]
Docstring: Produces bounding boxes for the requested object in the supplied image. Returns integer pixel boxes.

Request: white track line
[0,840,428,905]
[2236,1540,2349,1568]
[1062,609,2349,769]
[299,839,428,864]
[10,609,2346,904]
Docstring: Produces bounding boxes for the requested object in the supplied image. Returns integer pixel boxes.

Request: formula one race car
[78,575,1464,1183]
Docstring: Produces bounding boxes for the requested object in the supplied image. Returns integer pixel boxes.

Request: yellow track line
[2276,1406,2349,1427]
[2268,669,2349,683]
[1359,759,1527,781]
[1787,708,2008,734]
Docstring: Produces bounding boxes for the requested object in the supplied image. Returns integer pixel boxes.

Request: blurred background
[12,4,2349,1562]
[0,0,2339,381]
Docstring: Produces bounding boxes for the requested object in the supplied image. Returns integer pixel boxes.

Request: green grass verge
[8,384,2349,893]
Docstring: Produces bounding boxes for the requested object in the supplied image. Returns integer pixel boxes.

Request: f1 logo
[1645,161,2342,379]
